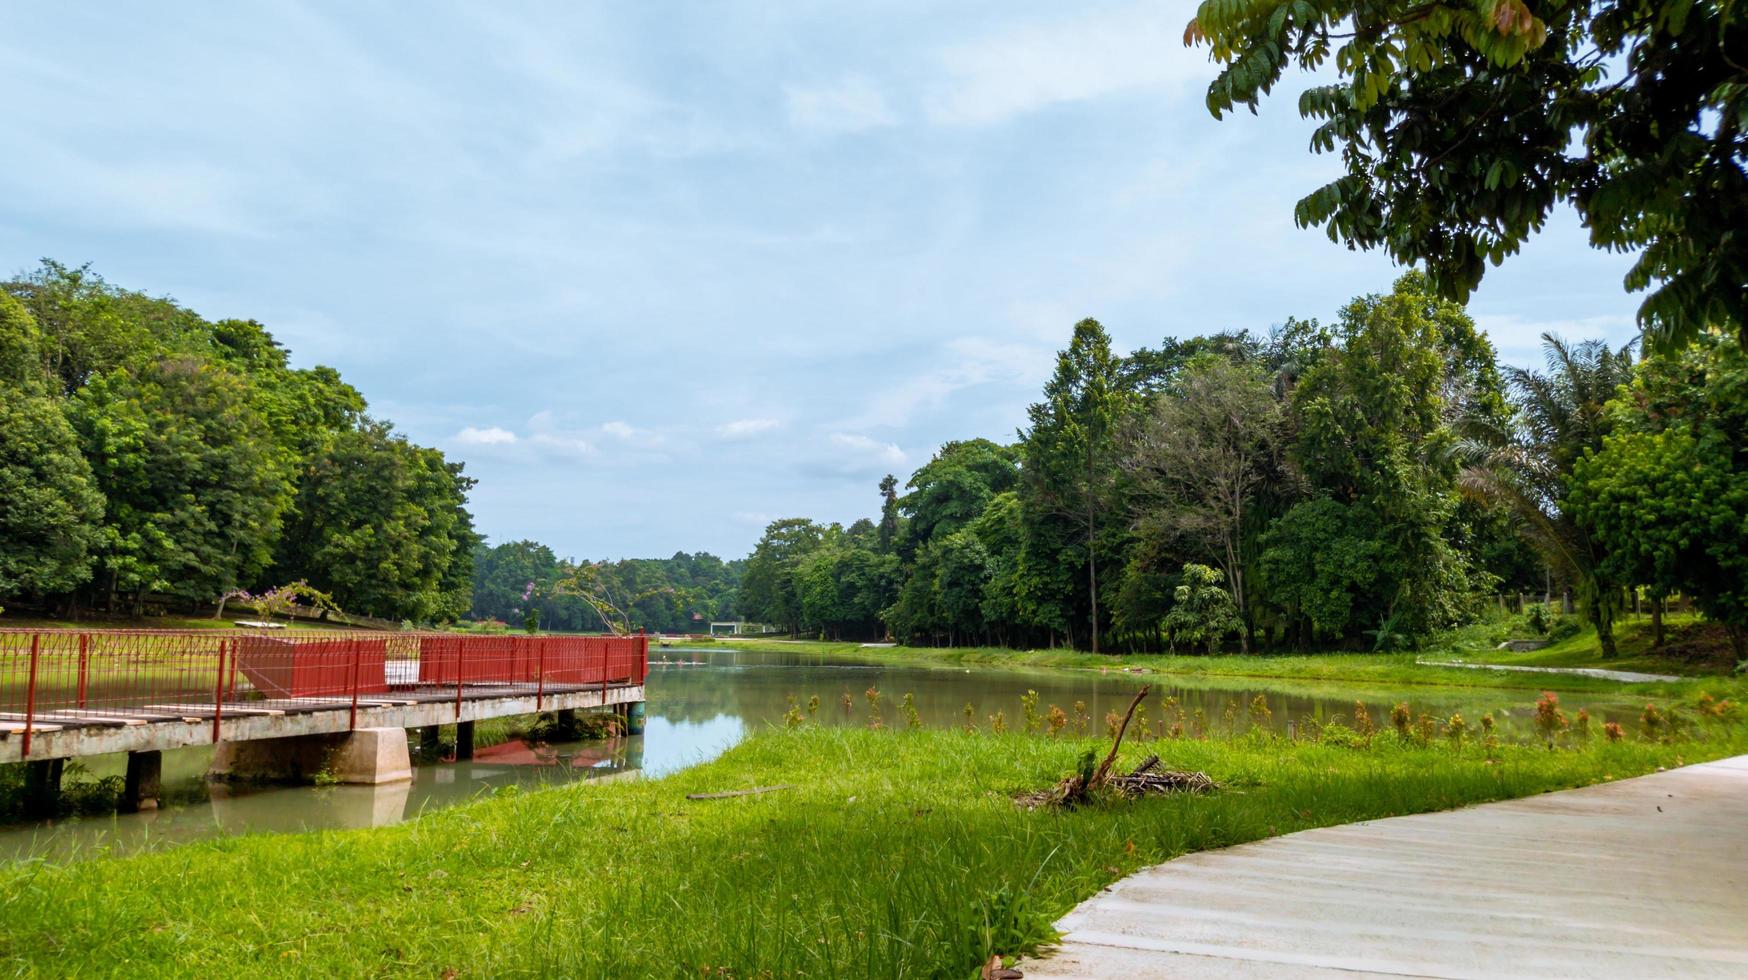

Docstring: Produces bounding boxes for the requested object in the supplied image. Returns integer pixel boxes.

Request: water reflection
[2,644,1656,861]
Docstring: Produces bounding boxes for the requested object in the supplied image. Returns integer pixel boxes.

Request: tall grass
[2,704,1743,976]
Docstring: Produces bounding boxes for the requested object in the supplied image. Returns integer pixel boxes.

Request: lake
[0,644,1651,860]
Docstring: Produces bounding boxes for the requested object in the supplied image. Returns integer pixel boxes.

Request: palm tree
[1460,334,1636,656]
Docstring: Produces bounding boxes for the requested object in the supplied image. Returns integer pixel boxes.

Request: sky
[1,2,1645,562]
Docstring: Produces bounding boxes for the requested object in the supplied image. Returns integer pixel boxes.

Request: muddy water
[0,645,1652,861]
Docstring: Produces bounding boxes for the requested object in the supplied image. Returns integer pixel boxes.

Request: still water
[1,645,1651,861]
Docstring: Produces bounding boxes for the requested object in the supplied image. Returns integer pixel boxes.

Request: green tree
[1188,0,1747,352]
[1021,318,1131,652]
[1571,336,1748,658]
[1257,498,1382,646]
[69,358,291,608]
[0,295,104,603]
[275,420,476,622]
[738,518,825,634]
[1291,273,1479,639]
[1163,563,1243,654]
[1125,355,1290,651]
[876,474,900,553]
[901,439,1019,547]
[1464,335,1637,655]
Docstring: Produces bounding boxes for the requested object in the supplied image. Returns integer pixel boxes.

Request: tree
[1021,319,1131,652]
[0,295,104,603]
[1257,498,1382,646]
[901,439,1019,547]
[1291,273,1480,639]
[1125,355,1289,651]
[68,357,291,608]
[1188,0,1747,353]
[274,420,476,622]
[737,518,825,634]
[1570,335,1748,658]
[1163,563,1243,654]
[1463,335,1637,654]
[876,475,900,553]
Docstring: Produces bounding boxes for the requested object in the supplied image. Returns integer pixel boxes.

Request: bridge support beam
[23,758,63,818]
[616,701,647,735]
[121,750,162,812]
[454,721,475,761]
[209,728,412,785]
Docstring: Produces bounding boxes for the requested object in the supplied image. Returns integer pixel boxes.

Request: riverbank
[716,620,1743,698]
[4,710,1744,975]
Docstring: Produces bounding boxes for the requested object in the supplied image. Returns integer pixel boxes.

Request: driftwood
[685,784,796,800]
[1016,688,1215,809]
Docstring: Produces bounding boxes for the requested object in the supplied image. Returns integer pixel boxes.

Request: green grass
[3,713,1743,976]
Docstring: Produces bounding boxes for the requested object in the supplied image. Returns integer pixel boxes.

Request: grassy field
[713,613,1743,696]
[2,700,1742,977]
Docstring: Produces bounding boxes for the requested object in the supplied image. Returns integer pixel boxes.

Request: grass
[718,611,1746,697]
[2,701,1742,977]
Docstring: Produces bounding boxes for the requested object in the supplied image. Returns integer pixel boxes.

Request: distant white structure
[708,621,774,637]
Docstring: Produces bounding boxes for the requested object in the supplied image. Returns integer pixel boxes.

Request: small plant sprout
[1192,707,1208,739]
[1574,708,1591,741]
[989,710,1007,734]
[963,702,976,733]
[1105,710,1122,739]
[784,695,803,729]
[1132,700,1150,741]
[1445,713,1467,751]
[1353,702,1376,740]
[1073,700,1088,735]
[901,692,921,730]
[1248,694,1272,731]
[1020,690,1041,733]
[1390,702,1412,739]
[1640,703,1666,741]
[1604,720,1625,742]
[806,695,820,719]
[840,691,853,714]
[1534,691,1569,746]
[1222,699,1239,734]
[865,687,884,729]
[1046,705,1067,737]
[1416,713,1437,746]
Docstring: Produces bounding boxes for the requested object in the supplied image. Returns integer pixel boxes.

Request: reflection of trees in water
[645,652,1653,736]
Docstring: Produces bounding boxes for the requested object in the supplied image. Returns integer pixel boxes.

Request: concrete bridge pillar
[121,750,162,812]
[625,701,646,735]
[209,728,412,785]
[23,758,63,818]
[454,721,475,761]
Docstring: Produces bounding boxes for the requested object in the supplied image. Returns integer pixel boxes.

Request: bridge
[0,629,648,814]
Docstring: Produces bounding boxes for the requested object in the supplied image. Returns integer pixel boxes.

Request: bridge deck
[0,681,646,763]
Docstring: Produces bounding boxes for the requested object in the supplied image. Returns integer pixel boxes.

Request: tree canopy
[1188,0,1747,352]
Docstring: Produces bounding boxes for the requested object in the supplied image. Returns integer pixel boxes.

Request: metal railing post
[22,633,40,758]
[211,639,228,744]
[348,638,362,731]
[454,639,465,721]
[75,633,89,709]
[535,637,547,711]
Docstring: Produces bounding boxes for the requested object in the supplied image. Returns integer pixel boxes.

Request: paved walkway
[1025,755,1748,978]
[1417,659,1682,683]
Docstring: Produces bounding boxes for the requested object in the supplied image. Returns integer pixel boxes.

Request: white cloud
[841,335,1054,429]
[528,432,595,458]
[926,3,1204,125]
[601,420,637,439]
[454,425,518,445]
[716,417,782,439]
[785,75,898,133]
[830,432,908,468]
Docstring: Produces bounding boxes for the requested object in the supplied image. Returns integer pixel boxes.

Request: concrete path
[1024,755,1748,978]
[1416,659,1682,683]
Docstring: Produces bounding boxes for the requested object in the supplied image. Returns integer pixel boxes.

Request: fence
[0,630,649,758]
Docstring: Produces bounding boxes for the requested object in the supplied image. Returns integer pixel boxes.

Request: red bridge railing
[0,630,650,758]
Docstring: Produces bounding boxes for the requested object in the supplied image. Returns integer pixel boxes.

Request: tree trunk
[1650,594,1665,648]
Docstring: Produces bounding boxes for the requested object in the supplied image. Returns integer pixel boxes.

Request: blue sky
[2,2,1643,561]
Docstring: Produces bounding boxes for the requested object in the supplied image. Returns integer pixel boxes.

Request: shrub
[1534,692,1569,746]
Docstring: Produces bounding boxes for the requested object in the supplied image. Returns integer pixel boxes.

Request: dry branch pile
[1015,685,1216,810]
